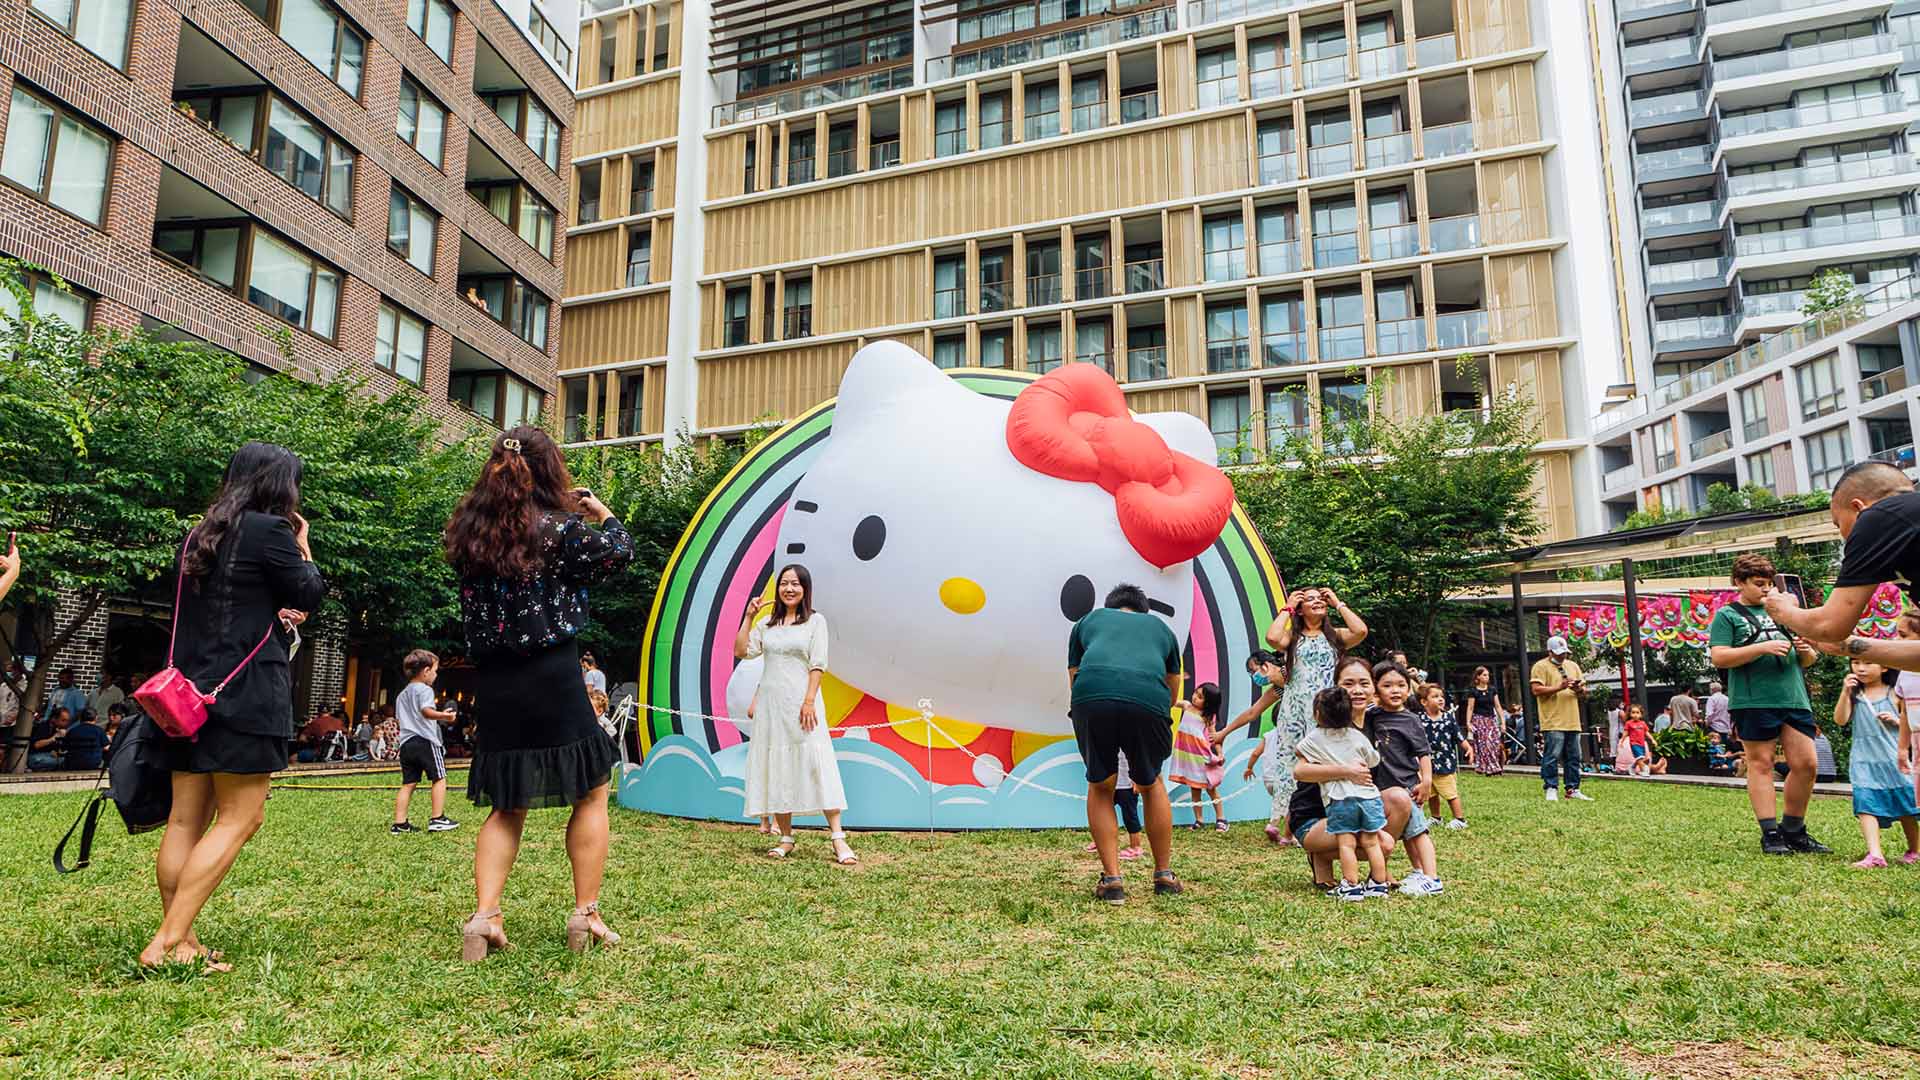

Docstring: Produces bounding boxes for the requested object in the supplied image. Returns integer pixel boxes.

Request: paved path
[0,759,470,796]
[1499,764,1851,798]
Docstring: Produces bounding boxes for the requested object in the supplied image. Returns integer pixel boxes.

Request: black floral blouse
[459,512,635,656]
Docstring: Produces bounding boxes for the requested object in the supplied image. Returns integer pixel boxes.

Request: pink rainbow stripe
[1188,576,1219,687]
[706,506,787,749]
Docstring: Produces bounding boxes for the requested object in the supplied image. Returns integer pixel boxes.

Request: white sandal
[829,830,859,865]
[767,835,796,858]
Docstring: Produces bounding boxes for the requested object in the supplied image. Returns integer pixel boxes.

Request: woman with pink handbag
[137,442,324,971]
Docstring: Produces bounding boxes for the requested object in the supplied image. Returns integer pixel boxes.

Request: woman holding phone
[1256,587,1368,845]
[445,427,634,960]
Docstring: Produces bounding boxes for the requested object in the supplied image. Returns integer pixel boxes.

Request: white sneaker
[1410,875,1445,896]
[1545,789,1559,802]
[1567,789,1595,802]
[1447,818,1468,830]
[1397,872,1430,896]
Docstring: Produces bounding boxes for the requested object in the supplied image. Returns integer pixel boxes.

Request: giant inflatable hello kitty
[724,341,1234,738]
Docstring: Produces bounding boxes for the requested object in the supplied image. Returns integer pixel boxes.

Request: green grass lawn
[3,773,1919,1079]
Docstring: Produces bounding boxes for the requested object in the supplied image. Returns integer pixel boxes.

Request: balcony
[1436,309,1490,348]
[1689,428,1732,459]
[928,7,1178,80]
[1703,0,1812,22]
[1712,33,1894,85]
[1124,258,1164,293]
[1604,462,1639,490]
[933,286,965,319]
[1197,75,1238,108]
[1071,101,1106,132]
[1302,54,1347,89]
[824,147,856,179]
[1646,255,1728,289]
[1119,90,1159,123]
[1075,265,1109,300]
[1257,239,1300,275]
[1028,273,1062,306]
[1863,368,1910,402]
[1634,143,1711,178]
[1365,131,1414,169]
[1719,92,1909,141]
[1630,88,1706,123]
[1262,331,1306,366]
[1207,341,1253,372]
[1025,112,1061,140]
[714,64,914,126]
[980,282,1010,313]
[1312,231,1360,269]
[1733,215,1920,259]
[1624,36,1698,73]
[1370,223,1417,261]
[870,140,902,170]
[1318,326,1365,362]
[1358,43,1406,80]
[1375,317,1425,356]
[1654,313,1733,345]
[1740,290,1805,320]
[783,307,812,339]
[1421,121,1474,159]
[1203,250,1245,282]
[1412,32,1459,68]
[1185,0,1300,26]
[1428,213,1480,253]
[1640,199,1720,236]
[1257,151,1297,184]
[1871,443,1918,469]
[1128,345,1167,381]
[1308,141,1352,176]
[1724,153,1917,199]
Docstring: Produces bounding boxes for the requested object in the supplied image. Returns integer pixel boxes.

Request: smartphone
[1773,573,1807,608]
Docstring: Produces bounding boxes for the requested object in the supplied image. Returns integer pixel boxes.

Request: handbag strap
[167,527,279,700]
[53,769,108,874]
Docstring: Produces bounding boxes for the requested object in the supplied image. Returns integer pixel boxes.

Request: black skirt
[467,638,616,810]
[162,722,290,776]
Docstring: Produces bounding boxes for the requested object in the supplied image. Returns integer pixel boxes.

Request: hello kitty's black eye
[1060,575,1095,621]
[852,515,886,561]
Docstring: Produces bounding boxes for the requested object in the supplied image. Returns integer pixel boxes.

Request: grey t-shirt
[395,682,441,749]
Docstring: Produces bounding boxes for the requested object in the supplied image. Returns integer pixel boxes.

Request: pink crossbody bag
[133,531,275,741]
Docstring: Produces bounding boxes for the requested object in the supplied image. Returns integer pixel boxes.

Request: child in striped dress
[1168,683,1225,830]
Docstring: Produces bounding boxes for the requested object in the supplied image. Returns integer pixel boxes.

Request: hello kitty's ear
[1133,411,1218,466]
[831,341,957,433]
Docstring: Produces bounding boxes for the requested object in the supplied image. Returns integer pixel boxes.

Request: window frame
[396,76,449,170]
[458,271,552,351]
[0,268,94,330]
[406,0,456,66]
[529,5,575,72]
[465,178,557,260]
[1,84,115,228]
[481,90,562,174]
[450,367,547,428]
[176,89,356,222]
[27,0,131,71]
[149,216,342,342]
[374,300,429,384]
[387,184,439,276]
[251,0,368,100]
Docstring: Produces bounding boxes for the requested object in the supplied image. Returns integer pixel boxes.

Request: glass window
[387,186,437,275]
[563,376,591,440]
[1265,383,1309,450]
[518,188,555,258]
[979,93,1010,150]
[2,87,111,226]
[522,97,561,171]
[407,0,455,64]
[247,228,340,337]
[450,372,499,422]
[1203,213,1245,282]
[626,227,651,287]
[1320,378,1367,453]
[529,6,574,72]
[1746,450,1775,492]
[932,333,966,369]
[1205,301,1250,372]
[277,0,365,97]
[29,0,130,69]
[630,156,655,210]
[1027,322,1063,373]
[1210,389,1252,464]
[934,255,965,318]
[0,272,90,327]
[397,78,446,168]
[724,285,750,346]
[264,97,353,221]
[1805,426,1852,489]
[979,326,1012,368]
[1262,295,1305,365]
[375,302,427,383]
[1796,353,1843,419]
[153,223,243,287]
[1197,46,1239,107]
[1024,81,1060,140]
[935,101,967,157]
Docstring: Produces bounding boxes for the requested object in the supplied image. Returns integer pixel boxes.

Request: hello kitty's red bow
[1006,365,1234,569]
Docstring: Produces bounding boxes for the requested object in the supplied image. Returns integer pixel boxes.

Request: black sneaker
[427,816,459,832]
[1152,870,1185,897]
[1093,875,1126,905]
[390,822,419,834]
[1782,829,1831,855]
[1759,830,1791,855]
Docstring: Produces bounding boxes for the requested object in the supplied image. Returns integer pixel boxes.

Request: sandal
[566,901,621,952]
[1152,869,1185,896]
[1094,874,1126,905]
[829,830,859,865]
[767,835,797,859]
[461,908,508,963]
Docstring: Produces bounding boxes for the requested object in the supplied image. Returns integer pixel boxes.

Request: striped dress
[1167,708,1223,788]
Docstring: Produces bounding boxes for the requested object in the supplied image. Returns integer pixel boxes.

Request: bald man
[1768,461,1920,664]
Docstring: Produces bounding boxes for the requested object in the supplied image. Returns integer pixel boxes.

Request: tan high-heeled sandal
[567,901,621,953]
[461,908,507,963]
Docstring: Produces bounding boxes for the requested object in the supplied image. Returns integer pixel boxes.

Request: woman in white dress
[733,564,856,863]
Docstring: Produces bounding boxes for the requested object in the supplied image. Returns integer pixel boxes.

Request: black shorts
[399,738,446,785]
[1733,707,1817,744]
[1071,698,1173,787]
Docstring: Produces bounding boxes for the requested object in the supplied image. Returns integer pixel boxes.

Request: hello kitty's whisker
[792,500,819,513]
[786,543,806,554]
[1147,599,1175,616]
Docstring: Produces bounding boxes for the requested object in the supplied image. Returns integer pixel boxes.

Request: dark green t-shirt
[1067,608,1182,716]
[1708,602,1810,712]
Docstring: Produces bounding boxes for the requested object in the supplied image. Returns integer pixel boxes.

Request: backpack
[1724,603,1774,649]
[53,712,173,874]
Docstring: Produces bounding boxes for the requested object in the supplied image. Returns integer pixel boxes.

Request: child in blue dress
[1834,658,1920,868]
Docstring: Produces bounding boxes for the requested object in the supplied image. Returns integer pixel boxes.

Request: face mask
[1251,672,1270,688]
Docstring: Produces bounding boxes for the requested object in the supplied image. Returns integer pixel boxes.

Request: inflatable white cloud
[740,342,1233,737]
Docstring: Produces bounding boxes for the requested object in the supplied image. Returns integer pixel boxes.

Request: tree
[1802,267,1864,321]
[1230,357,1545,668]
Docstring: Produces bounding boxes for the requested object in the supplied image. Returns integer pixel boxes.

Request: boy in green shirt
[1708,553,1827,856]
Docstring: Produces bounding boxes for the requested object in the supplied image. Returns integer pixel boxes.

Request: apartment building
[561,0,1634,541]
[0,0,574,430]
[0,0,576,714]
[1599,0,1920,518]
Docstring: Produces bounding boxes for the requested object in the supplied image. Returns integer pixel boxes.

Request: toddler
[1294,686,1388,901]
[1167,684,1226,830]
[1835,658,1920,868]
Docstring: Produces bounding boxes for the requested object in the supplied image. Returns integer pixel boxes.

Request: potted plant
[1652,727,1711,775]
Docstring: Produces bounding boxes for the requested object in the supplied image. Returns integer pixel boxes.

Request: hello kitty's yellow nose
[940,577,986,615]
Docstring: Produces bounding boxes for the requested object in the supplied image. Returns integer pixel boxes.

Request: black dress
[163,512,327,775]
[460,513,633,810]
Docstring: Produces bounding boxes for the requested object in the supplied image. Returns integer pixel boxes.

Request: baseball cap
[1546,635,1569,655]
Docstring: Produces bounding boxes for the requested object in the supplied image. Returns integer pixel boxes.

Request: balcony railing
[824,147,856,178]
[1635,143,1710,174]
[929,7,1178,80]
[1642,200,1719,231]
[1742,416,1769,442]
[1604,463,1638,490]
[1262,332,1306,366]
[1436,309,1490,348]
[1358,43,1406,80]
[1689,428,1732,458]
[1740,290,1805,319]
[1074,265,1110,300]
[1257,150,1297,184]
[724,316,749,347]
[625,260,650,288]
[1026,112,1062,140]
[1802,389,1845,420]
[933,286,965,319]
[1629,88,1706,121]
[714,64,915,125]
[1073,349,1115,374]
[1653,450,1678,473]
[1705,0,1808,22]
[1871,442,1918,469]
[870,140,902,169]
[563,415,594,443]
[1027,273,1062,306]
[1646,274,1917,411]
[631,188,654,213]
[1654,313,1733,343]
[1318,326,1365,362]
[1734,215,1920,258]
[1421,121,1474,159]
[1624,37,1698,68]
[1375,317,1426,356]
[1186,0,1302,26]
[1646,255,1728,286]
[1862,368,1910,401]
[1596,396,1651,436]
[1197,76,1239,108]
[1312,231,1360,269]
[1071,101,1107,132]
[1258,239,1300,275]
[1249,65,1293,98]
[1415,34,1457,68]
[783,307,812,338]
[1119,90,1159,123]
[1370,223,1418,261]
[1365,131,1414,169]
[1720,92,1908,140]
[980,282,1010,313]
[1207,341,1253,372]
[785,156,816,184]
[1302,54,1347,89]
[1128,345,1167,381]
[1725,152,1917,197]
[1713,32,1895,83]
[1204,250,1246,282]
[1428,212,1480,253]
[1308,142,1353,175]
[1124,258,1164,293]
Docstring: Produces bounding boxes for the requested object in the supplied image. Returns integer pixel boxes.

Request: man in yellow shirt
[1531,635,1592,803]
